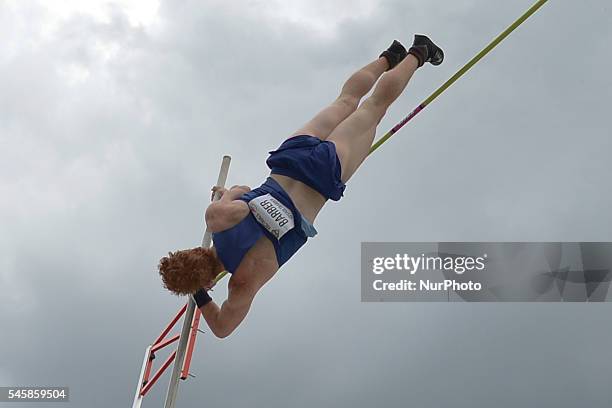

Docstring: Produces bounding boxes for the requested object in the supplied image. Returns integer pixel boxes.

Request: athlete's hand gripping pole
[202,155,232,247]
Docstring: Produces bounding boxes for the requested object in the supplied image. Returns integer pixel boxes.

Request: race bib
[248,194,295,240]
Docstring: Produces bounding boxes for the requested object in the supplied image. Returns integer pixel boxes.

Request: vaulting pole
[136,1,551,405]
[368,0,549,155]
[163,155,232,408]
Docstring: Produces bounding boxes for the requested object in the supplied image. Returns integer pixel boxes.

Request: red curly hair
[158,247,224,295]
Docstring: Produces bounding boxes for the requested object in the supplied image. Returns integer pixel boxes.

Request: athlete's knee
[360,97,388,122]
[335,94,360,112]
[341,69,378,98]
[371,72,405,105]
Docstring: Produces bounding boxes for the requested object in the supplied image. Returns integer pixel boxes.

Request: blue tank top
[212,177,316,273]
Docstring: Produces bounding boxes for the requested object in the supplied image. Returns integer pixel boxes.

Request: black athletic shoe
[379,40,408,70]
[408,34,444,67]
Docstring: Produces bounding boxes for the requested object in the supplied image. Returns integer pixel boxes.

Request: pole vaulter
[133,1,549,406]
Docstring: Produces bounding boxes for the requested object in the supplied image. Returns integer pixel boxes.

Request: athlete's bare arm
[199,238,277,338]
[199,273,258,338]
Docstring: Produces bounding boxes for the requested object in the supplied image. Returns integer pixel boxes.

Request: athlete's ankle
[410,34,444,67]
[408,45,428,67]
[379,40,408,71]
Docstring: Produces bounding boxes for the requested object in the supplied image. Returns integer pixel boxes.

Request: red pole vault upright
[132,156,232,408]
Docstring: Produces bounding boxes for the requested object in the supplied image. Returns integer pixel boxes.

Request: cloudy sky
[1,0,611,406]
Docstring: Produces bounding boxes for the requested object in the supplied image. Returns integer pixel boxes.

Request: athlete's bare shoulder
[205,185,251,232]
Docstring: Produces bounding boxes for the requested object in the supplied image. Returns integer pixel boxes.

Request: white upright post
[163,155,232,408]
[132,345,152,408]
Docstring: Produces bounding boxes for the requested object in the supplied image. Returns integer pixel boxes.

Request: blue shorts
[266,135,346,201]
[212,177,316,273]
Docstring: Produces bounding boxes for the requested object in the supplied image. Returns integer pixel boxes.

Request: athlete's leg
[328,54,420,181]
[289,57,388,140]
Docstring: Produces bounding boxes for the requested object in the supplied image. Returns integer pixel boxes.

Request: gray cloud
[1,0,611,407]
